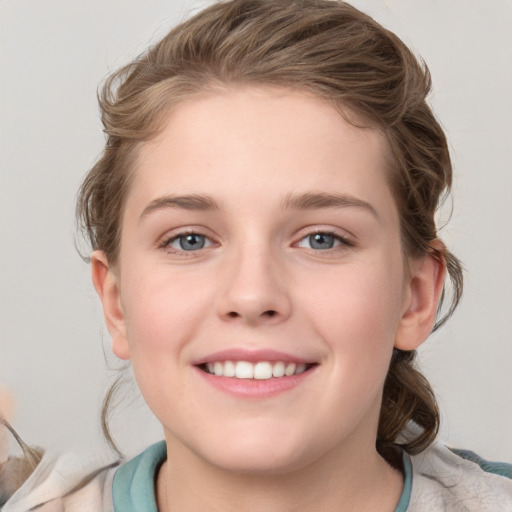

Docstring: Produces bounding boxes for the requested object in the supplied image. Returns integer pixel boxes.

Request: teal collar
[394,451,412,511]
[112,442,412,511]
[113,441,166,512]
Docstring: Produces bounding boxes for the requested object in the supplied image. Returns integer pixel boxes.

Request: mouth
[198,360,316,379]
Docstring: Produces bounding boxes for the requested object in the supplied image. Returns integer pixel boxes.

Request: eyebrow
[281,192,378,218]
[139,194,221,221]
[138,191,378,221]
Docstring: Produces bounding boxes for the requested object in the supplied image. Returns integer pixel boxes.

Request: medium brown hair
[77,0,463,455]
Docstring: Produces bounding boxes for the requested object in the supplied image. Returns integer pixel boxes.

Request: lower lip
[194,366,315,398]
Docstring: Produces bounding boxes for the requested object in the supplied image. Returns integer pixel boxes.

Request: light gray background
[1,0,511,461]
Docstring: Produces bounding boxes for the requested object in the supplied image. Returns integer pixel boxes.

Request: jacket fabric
[3,440,512,511]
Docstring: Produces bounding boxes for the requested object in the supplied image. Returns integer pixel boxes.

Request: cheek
[120,265,211,361]
[118,267,212,415]
[302,259,404,367]
[282,261,406,442]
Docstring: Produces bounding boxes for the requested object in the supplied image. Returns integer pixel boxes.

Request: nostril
[224,309,279,321]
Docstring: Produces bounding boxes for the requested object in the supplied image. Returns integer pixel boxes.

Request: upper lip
[192,348,316,365]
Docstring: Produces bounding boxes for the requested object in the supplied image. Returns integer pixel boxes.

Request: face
[96,87,432,474]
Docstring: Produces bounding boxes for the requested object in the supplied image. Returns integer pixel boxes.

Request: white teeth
[204,360,310,379]
[224,360,235,377]
[235,361,254,379]
[284,363,296,376]
[214,361,223,376]
[254,362,273,380]
[295,363,307,375]
[272,361,285,377]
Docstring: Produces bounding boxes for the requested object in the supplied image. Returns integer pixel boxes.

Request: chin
[192,427,325,476]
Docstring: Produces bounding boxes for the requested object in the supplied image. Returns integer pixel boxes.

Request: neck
[156,436,403,512]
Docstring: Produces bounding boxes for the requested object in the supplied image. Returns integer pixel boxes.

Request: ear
[90,250,131,360]
[394,244,446,351]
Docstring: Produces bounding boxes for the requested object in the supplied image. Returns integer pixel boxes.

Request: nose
[216,243,292,326]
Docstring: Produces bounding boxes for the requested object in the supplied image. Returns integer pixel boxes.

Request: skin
[92,87,445,511]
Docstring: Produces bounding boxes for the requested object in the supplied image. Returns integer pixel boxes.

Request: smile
[202,361,311,379]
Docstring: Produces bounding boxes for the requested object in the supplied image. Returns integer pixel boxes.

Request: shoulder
[2,448,120,512]
[408,442,512,511]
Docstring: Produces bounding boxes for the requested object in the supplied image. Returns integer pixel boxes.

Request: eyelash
[294,230,354,252]
[159,230,216,256]
[158,229,354,256]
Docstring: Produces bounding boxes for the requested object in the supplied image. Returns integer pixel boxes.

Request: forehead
[125,86,396,221]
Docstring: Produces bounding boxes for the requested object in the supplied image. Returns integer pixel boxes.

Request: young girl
[3,0,511,510]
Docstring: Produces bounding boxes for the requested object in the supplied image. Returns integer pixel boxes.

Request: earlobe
[394,246,446,351]
[90,250,131,360]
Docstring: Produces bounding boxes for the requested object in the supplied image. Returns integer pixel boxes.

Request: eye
[165,233,213,252]
[296,232,350,250]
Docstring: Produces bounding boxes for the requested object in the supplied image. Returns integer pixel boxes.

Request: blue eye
[308,233,336,250]
[168,233,210,251]
[297,232,348,250]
